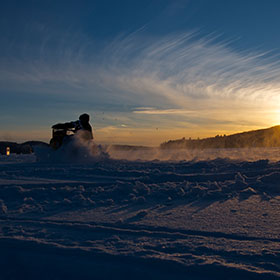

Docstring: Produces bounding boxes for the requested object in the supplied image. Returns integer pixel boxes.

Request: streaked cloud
[133,107,156,110]
[133,109,195,115]
[2,29,280,109]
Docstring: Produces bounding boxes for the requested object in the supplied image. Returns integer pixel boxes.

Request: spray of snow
[34,143,280,163]
[32,131,280,163]
[106,145,280,162]
[34,135,109,163]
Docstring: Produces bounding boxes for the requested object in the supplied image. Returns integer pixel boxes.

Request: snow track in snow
[1,217,280,279]
[2,217,280,243]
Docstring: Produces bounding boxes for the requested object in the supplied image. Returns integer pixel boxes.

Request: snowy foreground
[1,150,280,279]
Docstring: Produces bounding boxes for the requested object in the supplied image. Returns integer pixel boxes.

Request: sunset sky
[1,0,280,146]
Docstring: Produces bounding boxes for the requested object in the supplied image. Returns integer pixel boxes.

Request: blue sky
[1,0,280,145]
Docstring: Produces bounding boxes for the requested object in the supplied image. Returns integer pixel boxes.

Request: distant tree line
[160,126,280,149]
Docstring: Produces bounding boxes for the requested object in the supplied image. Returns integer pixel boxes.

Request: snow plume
[34,136,280,163]
[34,132,280,163]
[35,135,109,163]
[106,146,280,162]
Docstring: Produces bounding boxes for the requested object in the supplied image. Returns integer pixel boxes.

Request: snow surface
[1,149,280,279]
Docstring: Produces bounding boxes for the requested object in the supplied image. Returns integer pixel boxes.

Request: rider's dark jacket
[52,120,93,139]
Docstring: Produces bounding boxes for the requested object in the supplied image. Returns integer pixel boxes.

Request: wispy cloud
[2,29,280,105]
[133,109,195,115]
[103,32,280,109]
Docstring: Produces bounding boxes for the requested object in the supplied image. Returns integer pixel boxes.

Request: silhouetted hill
[0,141,48,155]
[110,145,152,151]
[160,125,280,149]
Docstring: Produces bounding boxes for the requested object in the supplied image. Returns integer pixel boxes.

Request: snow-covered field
[1,149,280,279]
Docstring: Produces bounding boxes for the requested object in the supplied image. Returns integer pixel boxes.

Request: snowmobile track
[1,217,280,243]
[1,217,280,279]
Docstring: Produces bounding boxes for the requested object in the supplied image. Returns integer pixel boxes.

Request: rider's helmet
[79,113,90,123]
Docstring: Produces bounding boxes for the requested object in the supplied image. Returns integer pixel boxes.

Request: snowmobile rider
[52,113,93,141]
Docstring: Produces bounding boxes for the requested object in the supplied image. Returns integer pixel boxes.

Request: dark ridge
[0,141,49,155]
[111,145,152,151]
[160,125,280,149]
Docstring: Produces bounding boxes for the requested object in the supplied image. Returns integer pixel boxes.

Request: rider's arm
[52,121,76,129]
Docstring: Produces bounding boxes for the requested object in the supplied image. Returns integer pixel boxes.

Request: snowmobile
[34,125,109,162]
[49,127,75,150]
